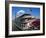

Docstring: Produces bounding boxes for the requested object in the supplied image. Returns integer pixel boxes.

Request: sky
[12,7,40,20]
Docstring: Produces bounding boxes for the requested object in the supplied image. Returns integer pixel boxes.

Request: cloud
[12,16,15,20]
[16,10,25,18]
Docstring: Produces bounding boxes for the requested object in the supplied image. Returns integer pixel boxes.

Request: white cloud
[16,10,25,18]
[12,16,15,20]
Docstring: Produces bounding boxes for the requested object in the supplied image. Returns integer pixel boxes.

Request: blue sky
[12,7,40,20]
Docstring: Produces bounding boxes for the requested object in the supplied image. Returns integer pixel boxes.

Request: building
[12,12,40,31]
[18,14,40,30]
